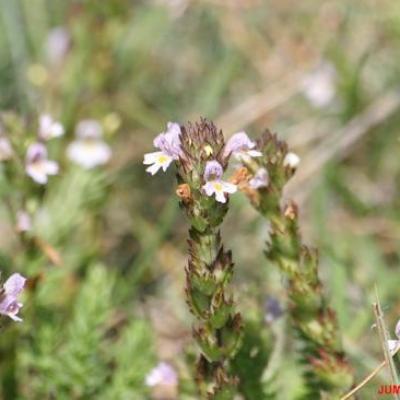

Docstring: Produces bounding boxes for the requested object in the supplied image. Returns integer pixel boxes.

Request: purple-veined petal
[26,143,47,164]
[4,273,26,297]
[204,160,223,181]
[223,131,256,158]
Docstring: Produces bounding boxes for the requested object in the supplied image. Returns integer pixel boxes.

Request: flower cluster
[0,114,113,186]
[0,273,26,322]
[144,122,267,203]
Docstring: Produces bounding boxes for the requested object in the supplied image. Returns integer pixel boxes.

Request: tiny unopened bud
[230,167,250,186]
[283,152,300,169]
[176,183,191,201]
[283,201,298,220]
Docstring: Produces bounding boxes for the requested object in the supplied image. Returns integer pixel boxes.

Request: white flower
[283,152,300,169]
[202,160,237,203]
[144,122,182,175]
[145,362,178,387]
[39,114,64,140]
[25,143,59,184]
[302,62,336,108]
[223,131,262,160]
[143,151,174,175]
[67,119,111,169]
[203,180,237,203]
[0,136,13,161]
[249,168,269,189]
[0,273,26,322]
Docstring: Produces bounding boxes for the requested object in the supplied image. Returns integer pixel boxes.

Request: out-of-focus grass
[0,0,400,398]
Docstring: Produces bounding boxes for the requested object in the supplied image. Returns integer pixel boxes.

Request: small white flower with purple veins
[144,122,182,175]
[0,136,13,161]
[26,143,59,184]
[39,114,64,140]
[283,152,300,169]
[0,273,26,322]
[145,362,178,387]
[223,131,262,160]
[249,168,269,189]
[202,160,237,203]
[67,119,111,169]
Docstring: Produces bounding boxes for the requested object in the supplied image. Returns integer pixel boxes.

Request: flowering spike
[237,129,354,397]
[145,118,242,399]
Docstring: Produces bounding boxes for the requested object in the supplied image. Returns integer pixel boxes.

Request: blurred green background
[0,0,400,398]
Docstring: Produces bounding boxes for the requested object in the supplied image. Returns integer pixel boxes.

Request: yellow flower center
[157,154,169,164]
[212,182,223,191]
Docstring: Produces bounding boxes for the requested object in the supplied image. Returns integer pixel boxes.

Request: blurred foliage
[0,0,399,399]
